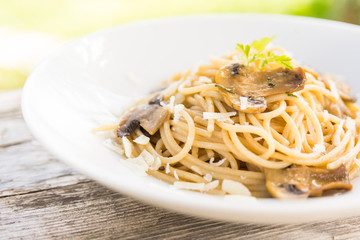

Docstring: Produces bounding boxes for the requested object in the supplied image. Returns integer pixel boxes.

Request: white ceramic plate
[22,14,360,224]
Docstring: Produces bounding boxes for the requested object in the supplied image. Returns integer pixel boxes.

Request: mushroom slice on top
[215,63,306,113]
[222,93,267,113]
[264,164,352,199]
[117,102,169,138]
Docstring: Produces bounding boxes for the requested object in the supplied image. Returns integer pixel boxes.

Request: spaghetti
[101,41,360,199]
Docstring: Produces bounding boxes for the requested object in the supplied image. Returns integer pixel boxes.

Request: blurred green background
[1,0,359,90]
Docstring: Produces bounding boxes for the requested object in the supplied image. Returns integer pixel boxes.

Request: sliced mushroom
[223,93,267,113]
[117,102,169,137]
[215,63,306,113]
[264,164,352,199]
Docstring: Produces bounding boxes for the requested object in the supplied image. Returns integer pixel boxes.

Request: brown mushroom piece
[215,63,306,113]
[117,100,169,137]
[264,164,352,199]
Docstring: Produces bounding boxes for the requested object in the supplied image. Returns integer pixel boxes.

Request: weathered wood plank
[1,181,360,240]
[0,90,87,197]
[0,139,87,197]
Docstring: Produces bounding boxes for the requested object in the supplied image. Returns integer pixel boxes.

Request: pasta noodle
[100,44,360,199]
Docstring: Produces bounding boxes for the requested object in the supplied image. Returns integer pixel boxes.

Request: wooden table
[1,90,360,239]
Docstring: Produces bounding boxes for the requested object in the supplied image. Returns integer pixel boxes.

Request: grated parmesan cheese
[133,135,150,145]
[209,157,226,166]
[173,104,185,122]
[122,136,132,158]
[313,144,326,153]
[165,163,170,174]
[222,179,251,196]
[174,170,179,180]
[168,96,175,113]
[150,157,161,171]
[173,180,219,192]
[203,173,213,182]
[203,112,237,122]
[204,180,219,191]
[140,149,154,166]
[125,152,149,174]
[240,97,248,110]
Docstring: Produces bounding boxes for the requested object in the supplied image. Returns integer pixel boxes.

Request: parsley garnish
[285,91,298,98]
[214,83,236,94]
[235,36,293,70]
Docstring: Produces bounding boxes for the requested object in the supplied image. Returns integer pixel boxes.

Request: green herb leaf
[276,59,293,70]
[244,44,251,59]
[234,36,293,70]
[251,35,275,53]
[214,83,236,94]
[285,91,298,98]
[259,58,268,69]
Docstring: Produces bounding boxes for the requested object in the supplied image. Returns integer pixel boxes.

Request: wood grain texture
[1,90,360,239]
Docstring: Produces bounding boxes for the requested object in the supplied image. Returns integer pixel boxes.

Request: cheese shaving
[125,152,149,174]
[168,96,175,113]
[140,149,154,166]
[203,112,237,122]
[133,135,150,145]
[203,173,213,182]
[122,136,132,158]
[165,163,170,174]
[173,104,184,122]
[173,180,219,192]
[240,96,248,110]
[222,179,251,196]
[210,158,226,166]
[150,157,161,171]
